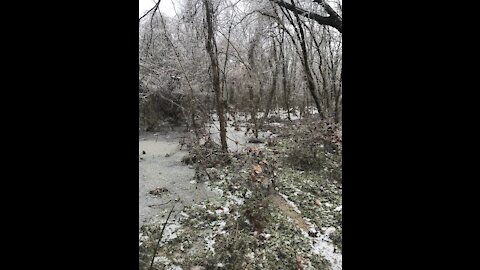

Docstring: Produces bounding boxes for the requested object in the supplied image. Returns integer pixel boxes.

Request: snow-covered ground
[280,193,342,270]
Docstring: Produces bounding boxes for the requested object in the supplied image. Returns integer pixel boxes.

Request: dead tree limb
[149,203,176,270]
[269,0,342,33]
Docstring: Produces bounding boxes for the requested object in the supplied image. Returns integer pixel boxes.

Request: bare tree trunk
[247,85,258,138]
[290,57,298,118]
[279,1,325,119]
[264,38,279,120]
[307,24,330,118]
[203,0,228,152]
[247,30,262,138]
[334,73,342,123]
[292,8,325,119]
[282,51,290,120]
[221,24,233,122]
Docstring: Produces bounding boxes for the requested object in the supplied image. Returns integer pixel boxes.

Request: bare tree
[139,0,342,137]
[264,36,279,119]
[203,0,228,152]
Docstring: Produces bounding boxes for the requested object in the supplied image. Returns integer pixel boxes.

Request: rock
[308,230,319,237]
[181,154,197,165]
[149,187,169,196]
[325,227,336,236]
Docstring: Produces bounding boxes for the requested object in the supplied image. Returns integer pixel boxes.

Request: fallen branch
[149,203,176,270]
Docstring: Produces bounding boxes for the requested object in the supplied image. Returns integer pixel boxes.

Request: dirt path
[269,194,311,231]
[139,132,216,229]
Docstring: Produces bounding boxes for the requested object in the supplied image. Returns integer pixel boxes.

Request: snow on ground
[141,110,341,269]
[207,109,310,151]
[280,193,342,270]
[204,220,227,254]
[310,232,342,270]
[279,193,302,214]
[166,265,183,270]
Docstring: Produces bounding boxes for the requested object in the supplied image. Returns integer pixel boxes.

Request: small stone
[325,227,336,236]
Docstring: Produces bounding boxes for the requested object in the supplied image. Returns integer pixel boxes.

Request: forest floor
[139,112,342,270]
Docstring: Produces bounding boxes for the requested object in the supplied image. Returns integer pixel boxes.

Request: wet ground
[139,131,216,229]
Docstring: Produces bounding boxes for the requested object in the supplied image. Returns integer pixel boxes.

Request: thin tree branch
[139,0,162,22]
[149,203,175,270]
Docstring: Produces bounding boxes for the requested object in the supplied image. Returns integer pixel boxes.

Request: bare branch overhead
[269,0,342,33]
[139,0,162,23]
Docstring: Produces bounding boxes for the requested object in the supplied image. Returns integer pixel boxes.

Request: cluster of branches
[139,0,342,151]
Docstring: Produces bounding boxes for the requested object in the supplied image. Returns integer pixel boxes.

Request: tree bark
[281,41,291,120]
[247,85,258,138]
[264,38,279,120]
[203,0,228,152]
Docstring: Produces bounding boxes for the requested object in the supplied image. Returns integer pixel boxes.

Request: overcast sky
[139,0,178,18]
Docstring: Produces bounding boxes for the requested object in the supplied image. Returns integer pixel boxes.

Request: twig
[149,203,176,270]
[148,199,172,208]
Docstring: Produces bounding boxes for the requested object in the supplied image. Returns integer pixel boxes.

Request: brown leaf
[259,159,269,165]
[252,164,263,174]
[296,254,304,270]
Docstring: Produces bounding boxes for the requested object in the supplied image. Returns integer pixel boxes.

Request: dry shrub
[286,120,342,172]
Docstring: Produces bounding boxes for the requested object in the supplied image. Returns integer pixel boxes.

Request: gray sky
[139,0,178,18]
